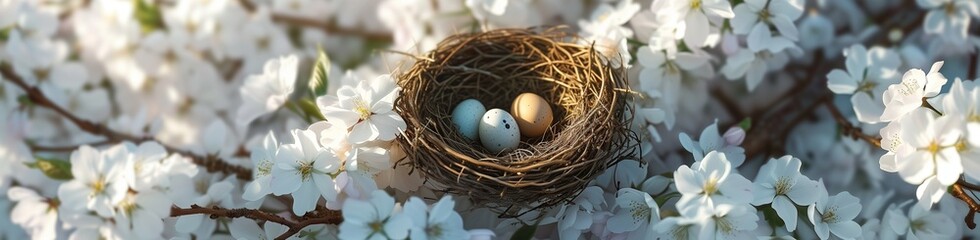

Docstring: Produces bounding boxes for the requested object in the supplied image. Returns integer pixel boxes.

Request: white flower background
[1,0,980,239]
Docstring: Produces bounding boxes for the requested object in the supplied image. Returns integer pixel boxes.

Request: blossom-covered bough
[2,0,980,239]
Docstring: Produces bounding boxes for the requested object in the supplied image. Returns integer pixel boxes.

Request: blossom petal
[829,221,862,239]
[827,69,858,94]
[773,196,799,231]
[683,11,710,48]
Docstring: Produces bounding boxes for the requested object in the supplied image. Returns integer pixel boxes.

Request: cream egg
[479,109,521,153]
[511,93,554,137]
[451,99,487,141]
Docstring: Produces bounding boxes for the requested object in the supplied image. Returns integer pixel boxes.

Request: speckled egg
[451,99,487,141]
[511,93,553,137]
[479,109,521,153]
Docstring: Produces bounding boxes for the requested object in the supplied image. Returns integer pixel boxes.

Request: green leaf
[309,46,330,97]
[298,98,326,121]
[739,118,752,131]
[760,205,785,228]
[133,0,164,33]
[0,26,11,42]
[510,223,538,240]
[25,157,73,180]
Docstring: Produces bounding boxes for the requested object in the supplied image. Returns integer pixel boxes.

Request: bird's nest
[393,27,638,216]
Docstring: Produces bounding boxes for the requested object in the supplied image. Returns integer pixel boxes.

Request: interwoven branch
[1,64,254,180]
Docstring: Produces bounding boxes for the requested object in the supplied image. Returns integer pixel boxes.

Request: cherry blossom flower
[896,109,962,208]
[321,74,406,145]
[112,189,171,237]
[659,0,735,48]
[607,188,660,239]
[697,204,759,239]
[577,0,639,68]
[679,120,746,167]
[751,155,821,232]
[547,186,605,240]
[237,54,298,128]
[242,131,278,203]
[731,0,805,53]
[807,190,863,240]
[918,0,979,42]
[9,187,62,240]
[674,151,753,216]
[402,195,469,240]
[269,129,342,215]
[826,45,902,123]
[57,145,127,217]
[882,200,955,239]
[880,61,947,122]
[339,190,411,239]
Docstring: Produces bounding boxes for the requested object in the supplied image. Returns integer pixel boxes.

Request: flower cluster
[2,0,980,239]
[871,61,980,210]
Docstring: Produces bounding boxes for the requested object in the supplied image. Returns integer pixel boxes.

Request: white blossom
[808,190,863,240]
[321,74,406,144]
[674,151,753,216]
[751,155,822,232]
[269,129,342,215]
[339,190,411,239]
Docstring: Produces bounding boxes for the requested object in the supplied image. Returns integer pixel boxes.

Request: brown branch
[237,0,392,43]
[952,180,980,229]
[171,205,343,240]
[170,204,343,240]
[824,101,882,148]
[1,64,253,180]
[28,139,119,152]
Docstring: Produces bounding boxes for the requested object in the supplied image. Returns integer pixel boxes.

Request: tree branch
[1,64,253,180]
[823,101,882,148]
[237,0,392,43]
[170,204,343,240]
[952,180,980,229]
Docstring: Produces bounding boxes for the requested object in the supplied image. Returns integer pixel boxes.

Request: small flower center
[758,9,772,22]
[821,207,839,223]
[257,159,273,176]
[369,221,384,233]
[911,219,926,231]
[672,224,692,239]
[857,80,876,93]
[353,98,372,120]
[119,194,138,216]
[33,68,51,81]
[704,177,719,196]
[774,176,793,195]
[715,216,735,234]
[298,161,314,181]
[969,113,980,123]
[926,141,941,155]
[257,36,270,50]
[900,78,919,96]
[629,201,651,223]
[690,0,702,10]
[426,224,443,237]
[945,2,957,14]
[90,177,107,196]
[956,138,969,153]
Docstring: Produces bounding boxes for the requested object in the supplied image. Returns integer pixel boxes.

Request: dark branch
[1,64,253,180]
[170,205,343,240]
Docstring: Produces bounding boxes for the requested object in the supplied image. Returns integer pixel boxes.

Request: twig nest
[394,27,638,216]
